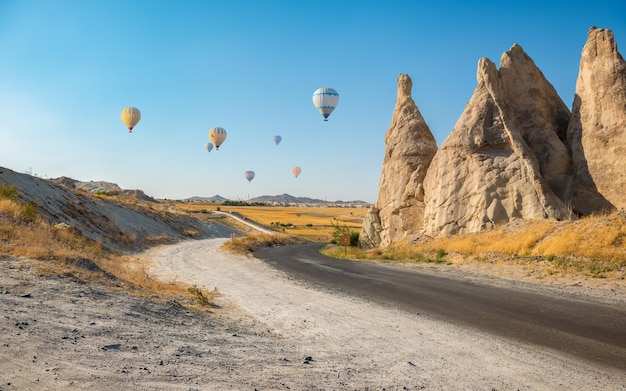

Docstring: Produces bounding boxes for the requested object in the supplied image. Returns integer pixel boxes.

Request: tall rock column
[567,27,625,212]
[422,44,572,237]
[360,74,437,248]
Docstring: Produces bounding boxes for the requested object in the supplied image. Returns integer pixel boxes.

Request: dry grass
[320,212,626,282]
[222,232,305,254]
[413,215,625,263]
[0,190,217,309]
[415,220,558,256]
[177,203,367,242]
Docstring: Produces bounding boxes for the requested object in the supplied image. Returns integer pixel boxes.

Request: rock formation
[363,27,626,245]
[422,44,573,236]
[567,27,626,213]
[360,74,437,248]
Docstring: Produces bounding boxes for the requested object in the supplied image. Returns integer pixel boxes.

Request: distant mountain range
[184,195,228,202]
[250,193,327,204]
[183,193,371,206]
[47,176,369,206]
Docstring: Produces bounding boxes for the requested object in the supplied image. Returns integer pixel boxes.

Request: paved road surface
[255,243,626,371]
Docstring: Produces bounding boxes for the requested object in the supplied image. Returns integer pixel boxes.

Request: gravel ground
[1,239,625,390]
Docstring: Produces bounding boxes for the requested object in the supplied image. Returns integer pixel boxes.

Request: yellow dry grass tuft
[530,213,626,261]
[222,232,304,254]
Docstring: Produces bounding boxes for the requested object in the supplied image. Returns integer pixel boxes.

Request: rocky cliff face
[422,45,572,236]
[360,74,437,248]
[567,27,626,213]
[363,27,625,245]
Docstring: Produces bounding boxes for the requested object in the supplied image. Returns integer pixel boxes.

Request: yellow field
[176,203,367,242]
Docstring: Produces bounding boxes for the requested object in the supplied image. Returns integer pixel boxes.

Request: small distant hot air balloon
[273,135,282,146]
[292,166,302,178]
[209,127,227,150]
[120,106,141,132]
[205,143,214,153]
[244,170,255,183]
[312,88,339,121]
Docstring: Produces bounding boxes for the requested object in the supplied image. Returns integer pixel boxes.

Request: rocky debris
[360,74,437,247]
[422,44,572,236]
[53,222,71,230]
[360,206,383,248]
[51,177,158,203]
[567,27,626,213]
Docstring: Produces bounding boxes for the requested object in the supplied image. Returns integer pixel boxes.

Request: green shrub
[350,231,360,247]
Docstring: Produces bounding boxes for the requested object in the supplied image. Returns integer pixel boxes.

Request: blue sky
[1,1,624,203]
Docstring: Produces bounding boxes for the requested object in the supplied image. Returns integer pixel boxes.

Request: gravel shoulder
[1,239,625,390]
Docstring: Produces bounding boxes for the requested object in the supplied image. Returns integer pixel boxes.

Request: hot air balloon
[209,127,227,150]
[273,135,282,146]
[205,143,214,153]
[120,106,141,132]
[292,166,302,178]
[312,88,339,121]
[244,170,255,183]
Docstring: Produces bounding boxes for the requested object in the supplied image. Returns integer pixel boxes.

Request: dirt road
[147,238,626,390]
[1,239,625,390]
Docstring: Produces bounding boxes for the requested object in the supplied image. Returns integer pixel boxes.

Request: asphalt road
[254,243,626,371]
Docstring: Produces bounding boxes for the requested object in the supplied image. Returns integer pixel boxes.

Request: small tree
[330,220,359,247]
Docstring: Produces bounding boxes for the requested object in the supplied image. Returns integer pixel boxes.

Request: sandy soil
[2,238,624,390]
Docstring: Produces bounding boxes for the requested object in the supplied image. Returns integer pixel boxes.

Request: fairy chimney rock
[360,74,437,248]
[567,27,626,212]
[422,44,572,236]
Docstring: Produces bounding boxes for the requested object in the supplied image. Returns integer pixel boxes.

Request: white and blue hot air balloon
[208,127,227,150]
[273,135,282,146]
[312,87,339,121]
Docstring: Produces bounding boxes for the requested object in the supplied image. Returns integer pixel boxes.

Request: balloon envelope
[120,106,141,132]
[244,170,255,183]
[205,143,214,153]
[209,127,227,149]
[273,135,282,145]
[291,166,302,178]
[312,88,339,121]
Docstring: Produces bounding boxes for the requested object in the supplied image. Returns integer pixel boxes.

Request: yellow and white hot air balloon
[209,127,227,150]
[120,106,141,132]
[291,166,302,178]
[312,88,339,121]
